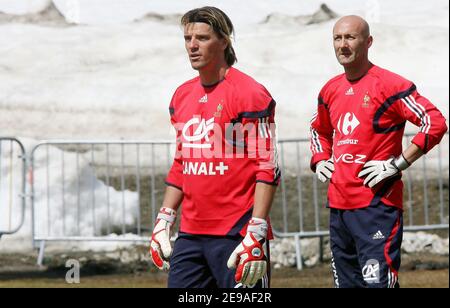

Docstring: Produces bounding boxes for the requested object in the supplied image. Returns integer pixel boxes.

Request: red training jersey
[310,64,447,210]
[166,67,280,236]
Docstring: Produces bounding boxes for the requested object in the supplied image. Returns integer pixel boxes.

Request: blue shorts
[329,202,403,288]
[168,233,270,288]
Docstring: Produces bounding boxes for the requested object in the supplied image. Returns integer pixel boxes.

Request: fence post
[0,137,27,239]
[295,234,303,270]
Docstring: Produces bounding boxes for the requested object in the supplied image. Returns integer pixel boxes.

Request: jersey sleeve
[165,90,183,191]
[240,86,281,186]
[310,92,334,171]
[395,83,448,154]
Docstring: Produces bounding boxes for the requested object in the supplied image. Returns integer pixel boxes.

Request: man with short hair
[310,15,447,288]
[150,6,279,288]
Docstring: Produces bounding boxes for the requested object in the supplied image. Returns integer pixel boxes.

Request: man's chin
[337,55,354,65]
[339,59,355,67]
[190,62,204,71]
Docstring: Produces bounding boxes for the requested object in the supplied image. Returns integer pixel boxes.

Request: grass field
[0,266,447,288]
[0,252,447,288]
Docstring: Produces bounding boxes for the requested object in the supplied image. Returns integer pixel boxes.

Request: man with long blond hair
[149,6,279,288]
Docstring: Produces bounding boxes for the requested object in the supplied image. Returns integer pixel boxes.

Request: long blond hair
[181,6,237,66]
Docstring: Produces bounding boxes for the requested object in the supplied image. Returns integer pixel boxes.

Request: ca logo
[362,259,380,284]
[182,116,215,149]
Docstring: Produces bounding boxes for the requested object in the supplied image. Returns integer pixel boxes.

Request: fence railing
[29,140,175,265]
[0,138,27,238]
[1,134,448,268]
[272,133,449,269]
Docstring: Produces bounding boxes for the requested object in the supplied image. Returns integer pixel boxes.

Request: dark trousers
[329,203,403,288]
[168,233,270,288]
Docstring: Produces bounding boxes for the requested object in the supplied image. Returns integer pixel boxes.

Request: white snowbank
[0,0,448,141]
[0,137,139,253]
[402,231,449,256]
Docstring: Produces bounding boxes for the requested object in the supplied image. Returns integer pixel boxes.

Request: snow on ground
[0,138,139,253]
[0,0,448,140]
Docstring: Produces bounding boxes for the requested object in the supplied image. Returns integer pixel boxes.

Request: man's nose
[188,38,199,50]
[339,38,349,49]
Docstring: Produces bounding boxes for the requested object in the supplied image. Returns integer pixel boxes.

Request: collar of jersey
[201,79,224,88]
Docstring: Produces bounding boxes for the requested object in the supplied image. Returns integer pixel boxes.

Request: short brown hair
[181,6,237,66]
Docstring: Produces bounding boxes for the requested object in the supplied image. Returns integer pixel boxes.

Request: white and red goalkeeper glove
[316,158,334,183]
[358,155,410,188]
[227,217,268,287]
[149,207,176,271]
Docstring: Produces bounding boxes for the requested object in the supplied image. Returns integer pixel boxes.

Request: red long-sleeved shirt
[166,67,280,235]
[310,65,447,210]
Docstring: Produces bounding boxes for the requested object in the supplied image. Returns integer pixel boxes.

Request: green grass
[0,249,447,288]
[1,263,447,288]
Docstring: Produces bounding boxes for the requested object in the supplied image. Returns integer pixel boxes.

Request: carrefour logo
[182,116,215,149]
[337,112,360,136]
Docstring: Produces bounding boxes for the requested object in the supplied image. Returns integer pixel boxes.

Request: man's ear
[221,37,228,51]
[367,35,373,48]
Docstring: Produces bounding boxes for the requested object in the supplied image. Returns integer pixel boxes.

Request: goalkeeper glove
[149,207,176,270]
[227,217,268,287]
[316,158,334,183]
[358,154,410,188]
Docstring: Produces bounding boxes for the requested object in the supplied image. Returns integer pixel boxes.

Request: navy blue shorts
[168,233,270,288]
[329,202,403,288]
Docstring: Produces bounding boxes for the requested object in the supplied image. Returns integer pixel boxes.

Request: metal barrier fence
[273,133,449,269]
[2,133,448,267]
[0,138,27,239]
[29,140,174,265]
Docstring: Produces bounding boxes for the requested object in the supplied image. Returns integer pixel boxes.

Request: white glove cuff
[394,154,410,171]
[247,217,268,239]
[157,207,177,225]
